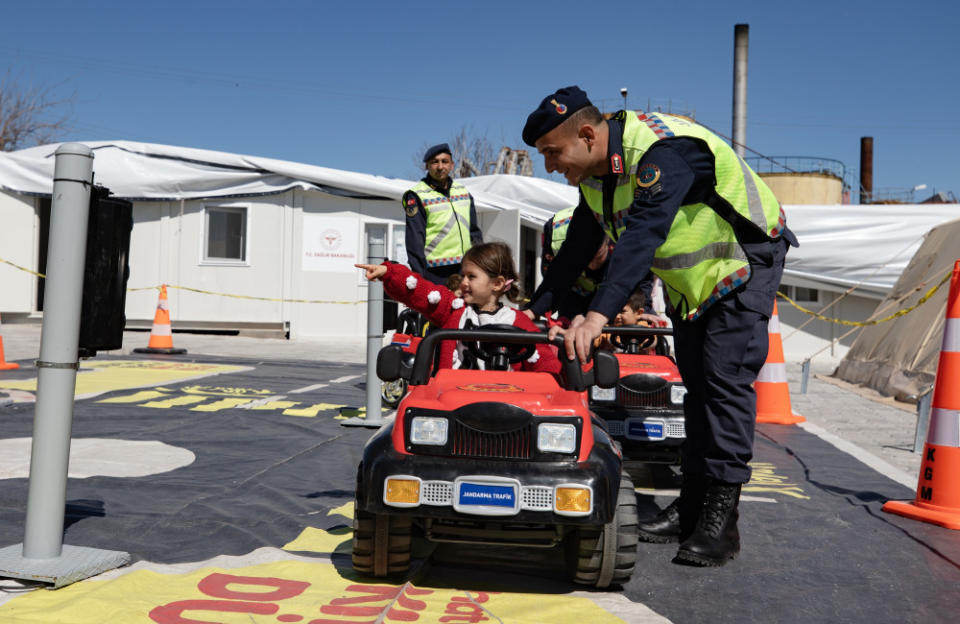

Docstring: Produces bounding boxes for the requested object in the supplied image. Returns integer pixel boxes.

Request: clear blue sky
[2,0,956,201]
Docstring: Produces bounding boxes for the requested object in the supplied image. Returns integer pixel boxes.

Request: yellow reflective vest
[580,111,786,320]
[409,180,473,268]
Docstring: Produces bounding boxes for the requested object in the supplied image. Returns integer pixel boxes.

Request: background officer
[539,206,610,323]
[523,86,798,567]
[403,143,483,285]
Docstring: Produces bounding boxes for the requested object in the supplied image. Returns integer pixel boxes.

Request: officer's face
[425,154,453,183]
[536,124,594,185]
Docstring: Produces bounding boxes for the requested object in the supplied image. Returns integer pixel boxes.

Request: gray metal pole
[22,144,93,559]
[732,24,749,159]
[0,144,129,587]
[343,226,386,428]
[364,228,385,422]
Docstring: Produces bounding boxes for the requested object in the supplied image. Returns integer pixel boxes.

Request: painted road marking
[329,375,361,384]
[289,383,328,394]
[0,361,252,402]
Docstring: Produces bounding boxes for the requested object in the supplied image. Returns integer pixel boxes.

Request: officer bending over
[523,86,797,567]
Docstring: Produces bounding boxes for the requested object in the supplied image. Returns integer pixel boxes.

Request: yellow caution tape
[0,257,46,278]
[1,256,362,305]
[776,269,951,327]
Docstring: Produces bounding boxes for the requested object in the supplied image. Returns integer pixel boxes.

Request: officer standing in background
[403,143,483,285]
[523,86,797,567]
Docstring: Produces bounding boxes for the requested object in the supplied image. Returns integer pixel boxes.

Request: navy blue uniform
[529,120,798,484]
[403,176,483,286]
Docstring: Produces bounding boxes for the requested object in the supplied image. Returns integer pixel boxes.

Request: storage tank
[746,156,847,205]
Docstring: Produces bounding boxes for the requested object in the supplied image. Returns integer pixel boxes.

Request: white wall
[0,191,41,314]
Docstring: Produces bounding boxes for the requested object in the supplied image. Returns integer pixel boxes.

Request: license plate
[458,482,516,508]
[628,420,665,441]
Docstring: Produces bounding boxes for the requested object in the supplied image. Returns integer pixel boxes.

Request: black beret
[522,86,593,146]
[423,143,452,162]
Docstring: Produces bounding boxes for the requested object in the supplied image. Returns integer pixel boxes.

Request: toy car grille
[606,420,625,437]
[666,421,686,438]
[520,486,553,511]
[449,421,533,459]
[421,481,453,505]
[617,384,668,408]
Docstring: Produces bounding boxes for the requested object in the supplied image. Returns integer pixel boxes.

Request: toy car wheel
[568,470,638,588]
[380,379,407,408]
[352,505,412,577]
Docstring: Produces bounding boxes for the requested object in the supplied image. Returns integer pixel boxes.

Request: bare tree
[0,70,74,152]
[410,125,496,179]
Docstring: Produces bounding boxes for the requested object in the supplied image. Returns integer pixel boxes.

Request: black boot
[673,480,741,566]
[637,475,705,543]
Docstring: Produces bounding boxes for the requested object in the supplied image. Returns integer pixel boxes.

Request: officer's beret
[522,86,593,146]
[423,143,452,162]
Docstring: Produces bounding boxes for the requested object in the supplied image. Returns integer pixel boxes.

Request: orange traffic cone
[133,285,186,355]
[755,300,804,425]
[0,313,19,371]
[883,260,960,529]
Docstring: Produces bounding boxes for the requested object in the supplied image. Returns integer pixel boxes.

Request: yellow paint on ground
[141,396,208,409]
[282,526,353,554]
[0,360,251,401]
[190,398,259,412]
[282,403,347,417]
[0,559,632,623]
[250,401,300,411]
[744,462,810,500]
[328,501,354,520]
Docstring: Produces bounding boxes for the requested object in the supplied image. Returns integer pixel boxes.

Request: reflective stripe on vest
[411,181,473,267]
[580,111,784,319]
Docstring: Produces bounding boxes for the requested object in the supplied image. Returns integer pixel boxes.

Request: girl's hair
[462,241,524,304]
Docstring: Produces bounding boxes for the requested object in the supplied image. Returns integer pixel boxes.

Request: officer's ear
[579,123,597,147]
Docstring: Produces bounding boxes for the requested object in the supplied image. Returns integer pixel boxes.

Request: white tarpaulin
[2,140,958,295]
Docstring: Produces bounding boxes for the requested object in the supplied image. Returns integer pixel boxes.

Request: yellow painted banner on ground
[0,360,252,401]
[0,558,639,624]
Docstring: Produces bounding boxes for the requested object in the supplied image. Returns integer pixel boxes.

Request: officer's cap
[522,86,593,146]
[423,143,452,162]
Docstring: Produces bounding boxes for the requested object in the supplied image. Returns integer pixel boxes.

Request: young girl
[356,241,561,374]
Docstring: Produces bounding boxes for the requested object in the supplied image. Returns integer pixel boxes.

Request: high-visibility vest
[409,180,473,268]
[580,111,786,320]
[549,206,599,297]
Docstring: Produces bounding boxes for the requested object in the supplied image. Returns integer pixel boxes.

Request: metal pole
[342,225,386,428]
[0,144,129,587]
[22,144,93,559]
[732,24,749,159]
[914,389,933,454]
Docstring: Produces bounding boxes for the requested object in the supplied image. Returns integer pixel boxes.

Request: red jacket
[381,262,561,375]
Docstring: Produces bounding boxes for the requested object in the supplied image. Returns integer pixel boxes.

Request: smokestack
[860,137,873,204]
[732,24,749,158]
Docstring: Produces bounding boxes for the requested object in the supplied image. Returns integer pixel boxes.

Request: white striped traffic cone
[755,300,804,425]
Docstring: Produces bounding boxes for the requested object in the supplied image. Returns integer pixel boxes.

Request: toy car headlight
[538,423,577,454]
[670,385,687,406]
[410,417,448,445]
[590,385,617,402]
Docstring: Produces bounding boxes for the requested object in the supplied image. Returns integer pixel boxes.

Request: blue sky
[1,0,956,201]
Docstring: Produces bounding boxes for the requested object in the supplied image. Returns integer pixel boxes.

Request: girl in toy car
[357,242,562,375]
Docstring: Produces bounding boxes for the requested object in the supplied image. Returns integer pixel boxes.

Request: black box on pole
[78,185,133,356]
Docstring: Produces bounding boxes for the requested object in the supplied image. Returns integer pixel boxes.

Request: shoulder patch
[404,196,419,217]
[636,163,661,187]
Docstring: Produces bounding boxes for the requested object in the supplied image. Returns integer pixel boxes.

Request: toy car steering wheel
[611,333,656,354]
[464,324,537,371]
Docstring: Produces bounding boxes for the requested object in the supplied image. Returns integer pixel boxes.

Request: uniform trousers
[670,236,790,484]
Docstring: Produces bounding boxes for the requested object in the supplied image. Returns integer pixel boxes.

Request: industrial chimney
[732,24,749,158]
[860,137,873,204]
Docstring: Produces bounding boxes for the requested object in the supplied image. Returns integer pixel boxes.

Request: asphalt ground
[0,325,956,623]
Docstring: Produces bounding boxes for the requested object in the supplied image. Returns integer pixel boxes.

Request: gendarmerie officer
[523,86,798,567]
[403,143,483,285]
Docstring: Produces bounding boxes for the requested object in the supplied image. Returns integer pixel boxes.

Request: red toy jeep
[353,327,638,589]
[588,326,686,465]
